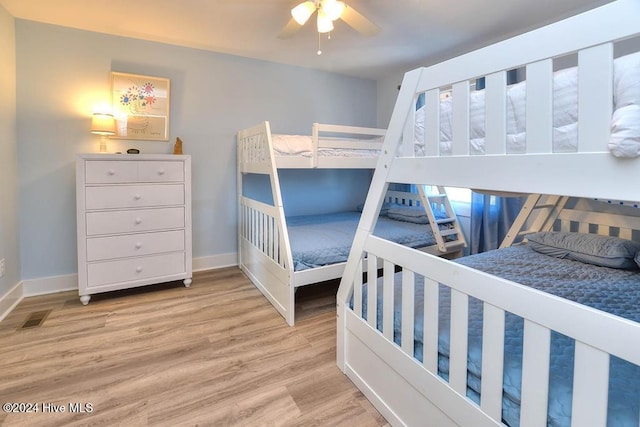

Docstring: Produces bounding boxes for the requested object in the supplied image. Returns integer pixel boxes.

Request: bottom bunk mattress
[357,244,640,427]
[287,211,440,271]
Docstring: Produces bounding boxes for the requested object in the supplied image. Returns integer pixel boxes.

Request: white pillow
[613,51,640,109]
[609,104,640,158]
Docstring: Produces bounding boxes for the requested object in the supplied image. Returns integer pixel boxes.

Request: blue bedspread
[359,245,640,426]
[287,211,437,271]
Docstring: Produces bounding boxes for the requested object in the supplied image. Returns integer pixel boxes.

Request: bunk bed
[237,122,466,325]
[336,1,640,426]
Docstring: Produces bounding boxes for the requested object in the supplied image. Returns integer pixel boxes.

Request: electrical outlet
[0,258,4,278]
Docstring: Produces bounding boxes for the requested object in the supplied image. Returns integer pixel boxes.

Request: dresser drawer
[86,207,184,236]
[87,252,185,287]
[85,184,184,210]
[85,161,137,184]
[86,230,185,262]
[138,161,184,182]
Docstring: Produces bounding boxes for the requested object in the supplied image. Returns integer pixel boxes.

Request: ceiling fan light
[322,0,345,21]
[291,1,316,25]
[317,9,334,33]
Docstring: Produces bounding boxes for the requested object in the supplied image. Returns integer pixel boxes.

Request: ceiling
[0,0,613,80]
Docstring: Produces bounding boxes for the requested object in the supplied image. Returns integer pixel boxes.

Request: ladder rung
[444,241,466,250]
[516,228,538,237]
[435,218,455,224]
[440,229,458,237]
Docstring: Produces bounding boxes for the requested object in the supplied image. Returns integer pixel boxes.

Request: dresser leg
[183,278,192,287]
[80,295,91,305]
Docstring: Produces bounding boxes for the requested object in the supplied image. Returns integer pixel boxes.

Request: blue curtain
[470,192,526,254]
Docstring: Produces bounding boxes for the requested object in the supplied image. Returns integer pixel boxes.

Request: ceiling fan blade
[277,17,302,39]
[340,5,380,37]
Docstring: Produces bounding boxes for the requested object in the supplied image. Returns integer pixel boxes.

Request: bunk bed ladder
[501,194,569,248]
[418,186,467,253]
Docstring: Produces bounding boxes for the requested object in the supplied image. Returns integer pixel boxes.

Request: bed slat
[525,59,553,154]
[578,43,613,153]
[619,227,632,240]
[520,320,551,427]
[425,89,440,156]
[382,260,394,341]
[319,140,382,150]
[367,254,378,329]
[449,289,469,394]
[452,82,470,156]
[401,269,415,356]
[484,71,507,155]
[480,303,506,421]
[578,221,589,234]
[354,262,363,318]
[571,342,609,427]
[423,277,439,373]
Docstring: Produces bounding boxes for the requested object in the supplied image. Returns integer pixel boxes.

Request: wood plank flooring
[0,268,388,427]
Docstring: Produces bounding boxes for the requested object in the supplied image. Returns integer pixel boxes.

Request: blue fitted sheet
[287,211,438,271]
[358,245,640,426]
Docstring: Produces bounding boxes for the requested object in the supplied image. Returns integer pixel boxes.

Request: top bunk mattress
[271,134,382,158]
[412,51,640,158]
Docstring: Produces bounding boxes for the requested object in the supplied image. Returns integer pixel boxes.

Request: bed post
[337,68,424,370]
[264,122,296,325]
[237,122,296,325]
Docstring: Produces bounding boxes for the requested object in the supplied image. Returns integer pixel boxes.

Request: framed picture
[111,72,170,141]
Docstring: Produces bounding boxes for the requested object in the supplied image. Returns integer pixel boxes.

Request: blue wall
[242,169,373,216]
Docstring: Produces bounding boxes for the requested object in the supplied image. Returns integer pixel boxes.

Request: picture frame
[110,72,170,141]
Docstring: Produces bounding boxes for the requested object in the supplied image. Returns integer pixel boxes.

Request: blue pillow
[527,231,640,270]
[387,206,429,224]
[387,206,450,224]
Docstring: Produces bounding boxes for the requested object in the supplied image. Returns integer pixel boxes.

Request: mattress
[271,134,381,158]
[286,211,438,271]
[413,51,640,158]
[358,245,640,426]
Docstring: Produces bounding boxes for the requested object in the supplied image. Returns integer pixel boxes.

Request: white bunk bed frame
[337,1,640,426]
[237,121,466,325]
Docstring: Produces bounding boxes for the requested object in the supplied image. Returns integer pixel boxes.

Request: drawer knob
[136,266,143,273]
[108,169,115,176]
[134,194,142,200]
[135,218,142,224]
[135,242,142,249]
[158,169,165,175]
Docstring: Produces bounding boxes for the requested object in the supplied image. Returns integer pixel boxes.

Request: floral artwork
[111,72,170,141]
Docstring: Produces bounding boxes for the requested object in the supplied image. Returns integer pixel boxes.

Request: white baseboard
[0,281,24,322]
[193,252,238,272]
[22,273,79,297]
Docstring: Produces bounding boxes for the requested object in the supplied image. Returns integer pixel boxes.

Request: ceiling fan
[278,0,380,40]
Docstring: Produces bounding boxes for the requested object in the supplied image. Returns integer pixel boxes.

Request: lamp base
[99,136,108,153]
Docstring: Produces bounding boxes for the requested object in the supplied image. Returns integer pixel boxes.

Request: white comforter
[270,134,381,158]
[413,51,640,158]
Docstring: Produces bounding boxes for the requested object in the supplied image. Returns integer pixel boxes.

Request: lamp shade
[291,1,315,25]
[322,0,345,21]
[317,8,334,33]
[90,113,116,135]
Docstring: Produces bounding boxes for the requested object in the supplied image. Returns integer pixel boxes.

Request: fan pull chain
[317,32,332,55]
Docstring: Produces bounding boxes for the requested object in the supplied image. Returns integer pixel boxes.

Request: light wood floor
[0,268,388,427]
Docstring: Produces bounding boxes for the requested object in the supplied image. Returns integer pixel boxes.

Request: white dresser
[76,154,192,304]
